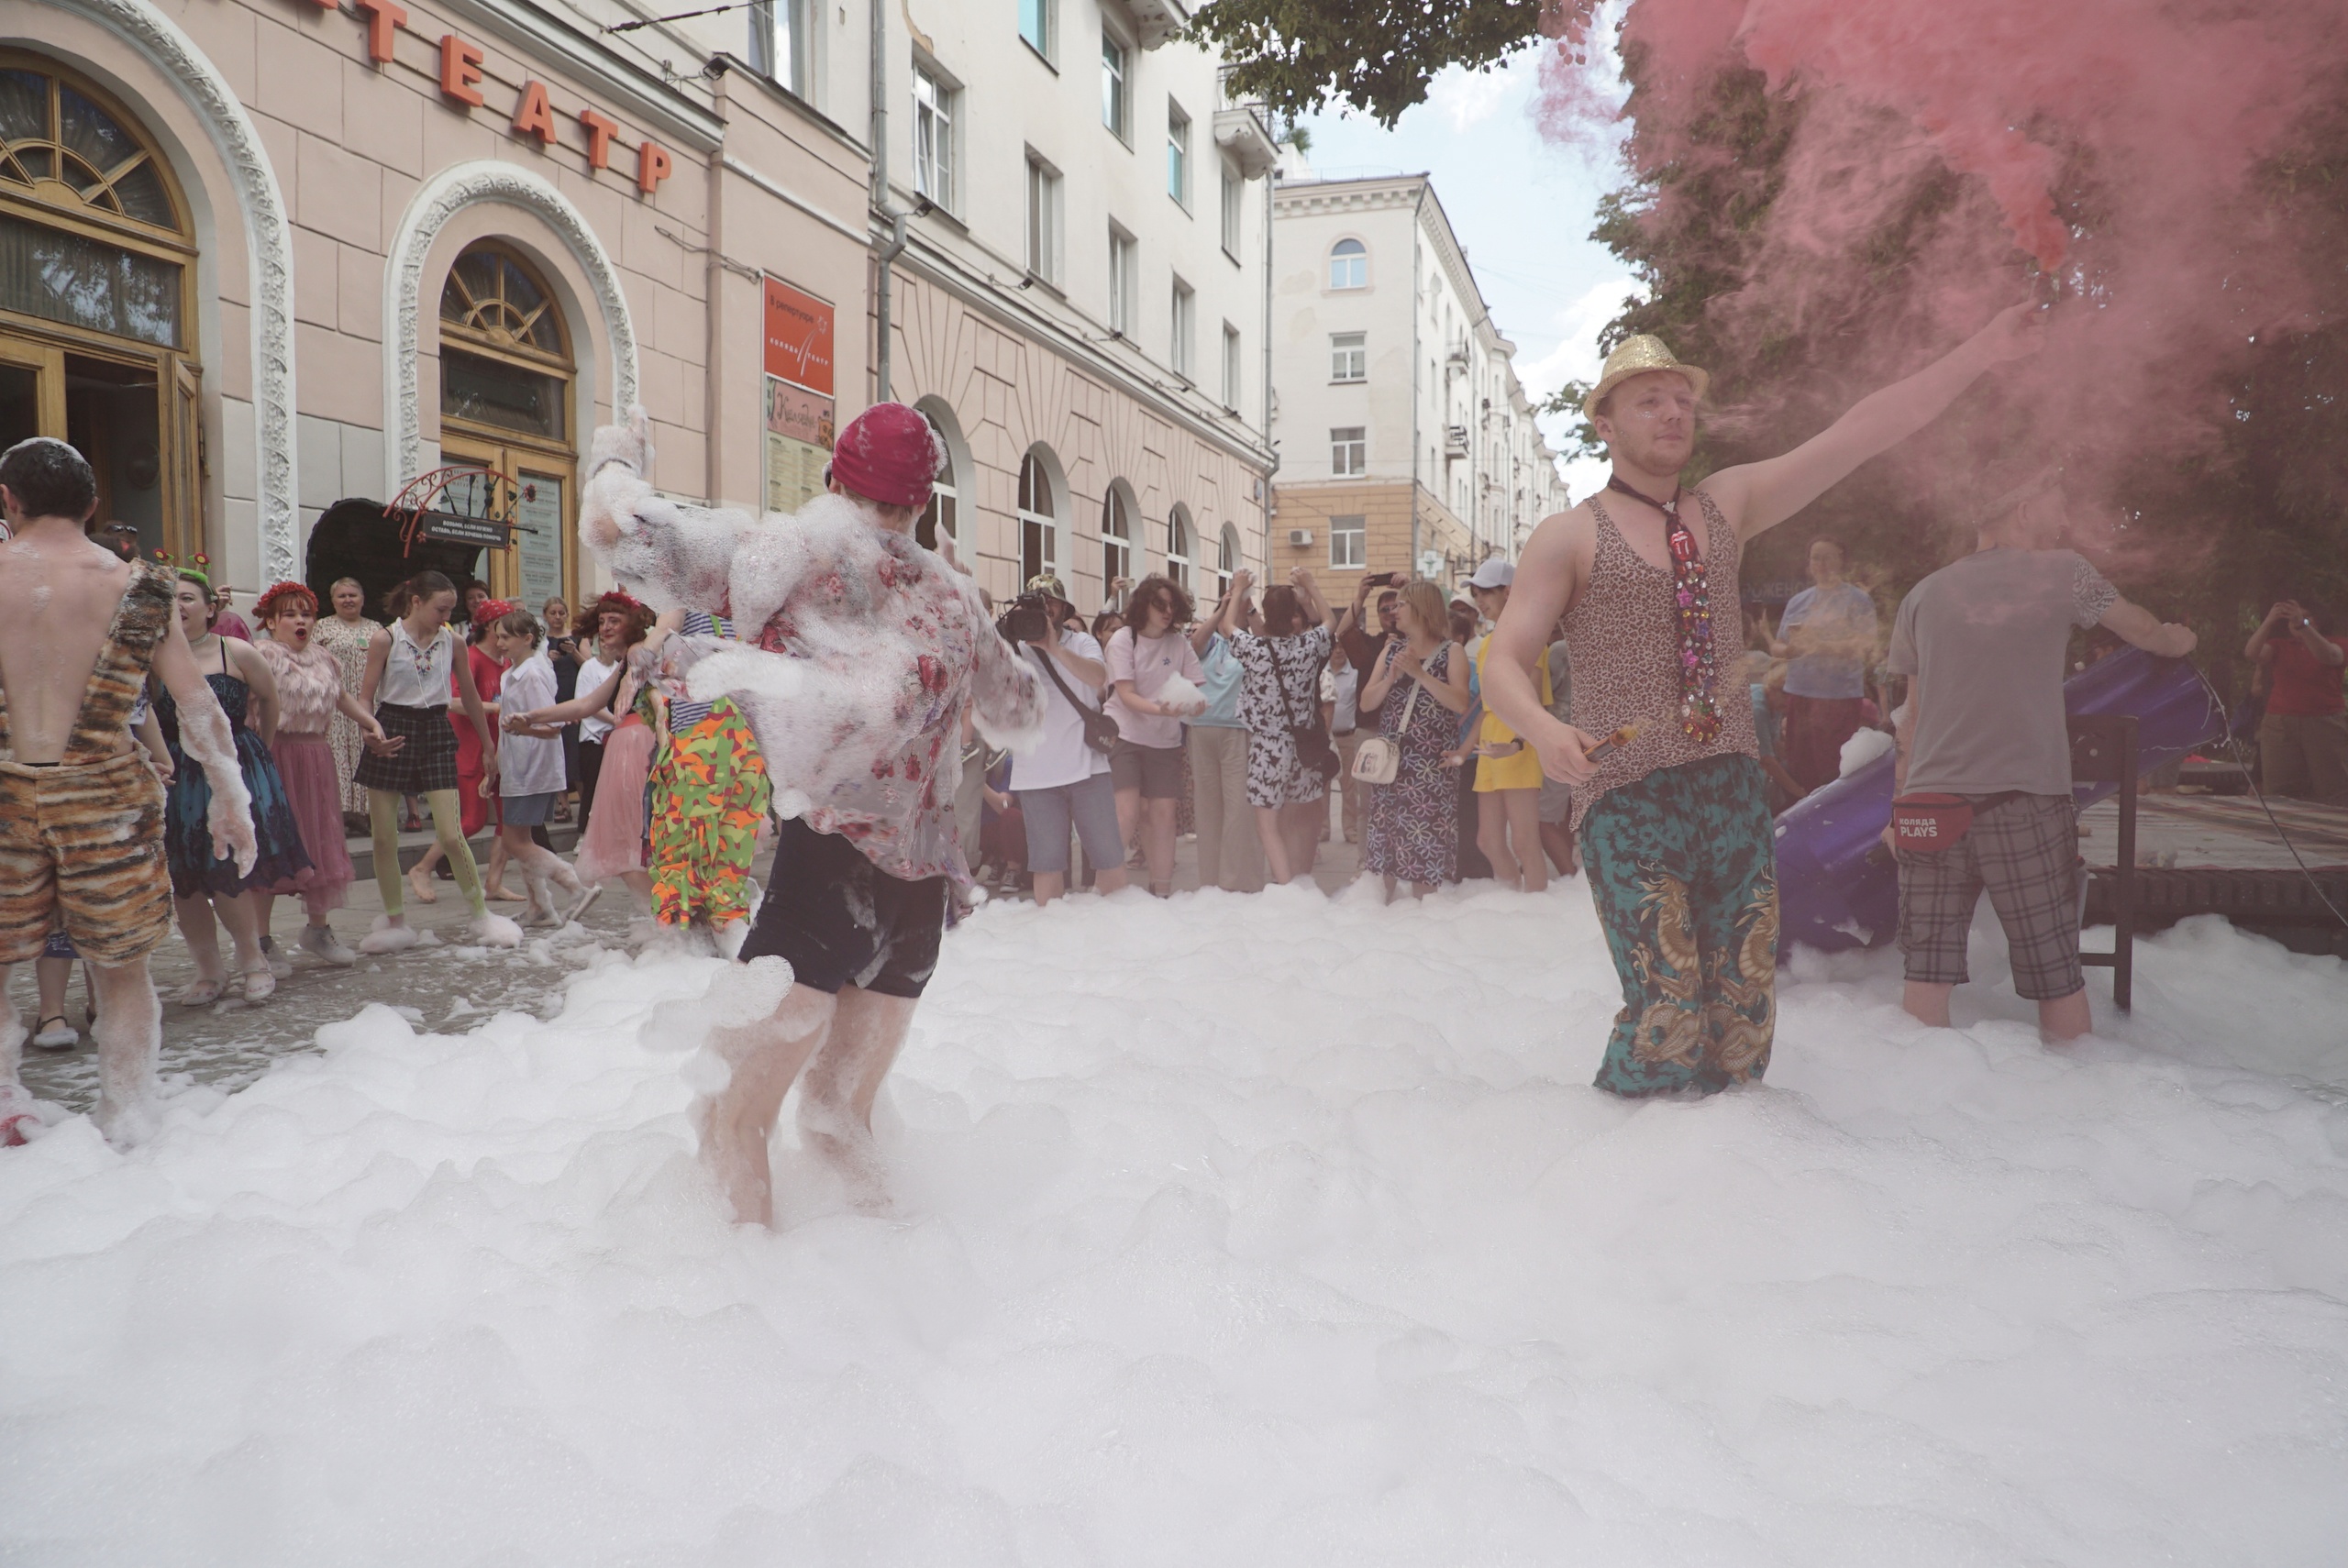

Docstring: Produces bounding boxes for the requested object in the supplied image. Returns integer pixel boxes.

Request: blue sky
[1297,45,1637,495]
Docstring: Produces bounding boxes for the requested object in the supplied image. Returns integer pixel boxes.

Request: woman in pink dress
[252,582,390,966]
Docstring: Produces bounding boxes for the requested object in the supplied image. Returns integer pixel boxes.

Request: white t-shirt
[575,654,617,743]
[1322,662,1360,733]
[498,652,568,797]
[1105,626,1205,750]
[1008,630,1111,791]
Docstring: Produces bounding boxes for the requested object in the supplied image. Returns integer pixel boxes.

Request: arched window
[438,240,577,612]
[1018,450,1057,586]
[1101,484,1132,604]
[918,429,957,549]
[914,396,967,552]
[1216,523,1240,599]
[0,58,201,565]
[1166,504,1191,591]
[1329,237,1367,290]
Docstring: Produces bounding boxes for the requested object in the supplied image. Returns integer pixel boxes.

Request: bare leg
[1903,980,1954,1027]
[0,964,29,1142]
[172,894,226,1002]
[1477,791,1521,890]
[693,982,837,1225]
[216,890,272,999]
[2039,988,2092,1043]
[1507,789,1548,893]
[1114,787,1142,869]
[485,834,522,901]
[1032,870,1066,907]
[1143,797,1178,892]
[1412,881,1437,899]
[1093,864,1130,895]
[1381,873,1398,904]
[797,987,920,1214]
[407,841,442,904]
[1256,804,1293,884]
[1539,821,1579,878]
[89,959,162,1146]
[32,957,72,1043]
[1282,801,1321,879]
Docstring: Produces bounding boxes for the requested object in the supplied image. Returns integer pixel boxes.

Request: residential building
[863,2,1279,613]
[1267,165,1567,595]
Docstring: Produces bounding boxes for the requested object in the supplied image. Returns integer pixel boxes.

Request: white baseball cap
[1466,558,1515,591]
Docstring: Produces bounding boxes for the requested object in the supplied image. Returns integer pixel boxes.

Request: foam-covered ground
[5,883,2345,1565]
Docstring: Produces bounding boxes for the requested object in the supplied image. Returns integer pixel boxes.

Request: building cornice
[1271,175,1426,217]
[435,0,726,151]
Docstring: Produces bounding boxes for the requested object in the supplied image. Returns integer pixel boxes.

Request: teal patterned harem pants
[1578,755,1778,1098]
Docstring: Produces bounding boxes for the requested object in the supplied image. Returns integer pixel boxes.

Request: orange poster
[763,277,835,395]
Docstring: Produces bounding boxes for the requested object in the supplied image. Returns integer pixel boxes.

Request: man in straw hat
[576,402,1046,1224]
[1885,454,2192,1043]
[1480,304,2043,1097]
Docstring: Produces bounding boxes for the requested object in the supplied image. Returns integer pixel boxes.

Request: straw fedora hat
[1583,335,1711,422]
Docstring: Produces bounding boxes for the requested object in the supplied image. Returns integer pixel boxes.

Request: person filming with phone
[1005,574,1127,906]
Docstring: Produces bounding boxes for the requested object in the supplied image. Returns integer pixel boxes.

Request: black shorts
[1109,738,1185,800]
[738,817,948,998]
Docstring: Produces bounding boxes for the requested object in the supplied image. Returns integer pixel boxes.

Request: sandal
[30,1015,77,1050]
[238,966,276,1003]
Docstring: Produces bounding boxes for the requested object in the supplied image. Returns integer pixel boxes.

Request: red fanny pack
[1889,792,1975,850]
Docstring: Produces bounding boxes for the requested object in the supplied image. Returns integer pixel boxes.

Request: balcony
[1127,0,1191,49]
[1213,68,1279,179]
[1444,425,1470,458]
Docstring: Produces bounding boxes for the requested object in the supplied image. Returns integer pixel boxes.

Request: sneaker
[258,934,294,980]
[299,924,358,966]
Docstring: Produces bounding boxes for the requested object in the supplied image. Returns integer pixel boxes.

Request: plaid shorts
[353,702,460,796]
[1896,791,2084,1000]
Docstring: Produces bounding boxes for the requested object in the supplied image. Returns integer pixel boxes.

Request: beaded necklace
[1604,475,1722,744]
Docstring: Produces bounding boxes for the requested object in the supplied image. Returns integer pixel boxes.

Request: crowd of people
[6,289,2330,1215]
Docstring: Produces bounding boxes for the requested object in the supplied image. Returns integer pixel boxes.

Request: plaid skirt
[354,701,461,796]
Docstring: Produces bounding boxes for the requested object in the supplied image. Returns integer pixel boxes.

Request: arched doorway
[0,56,202,565]
[436,240,577,610]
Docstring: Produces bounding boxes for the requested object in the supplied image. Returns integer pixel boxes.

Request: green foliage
[1187,0,1540,126]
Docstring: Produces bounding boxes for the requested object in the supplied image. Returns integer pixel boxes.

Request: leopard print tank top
[1562,491,1759,830]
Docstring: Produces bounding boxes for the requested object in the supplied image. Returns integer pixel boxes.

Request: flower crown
[253,580,318,620]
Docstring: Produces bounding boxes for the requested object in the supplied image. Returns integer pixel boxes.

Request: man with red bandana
[577,402,1044,1224]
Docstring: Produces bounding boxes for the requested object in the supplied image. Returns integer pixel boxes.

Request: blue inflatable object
[1774,649,2228,955]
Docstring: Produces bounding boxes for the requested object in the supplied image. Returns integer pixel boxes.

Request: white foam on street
[4,887,2344,1564]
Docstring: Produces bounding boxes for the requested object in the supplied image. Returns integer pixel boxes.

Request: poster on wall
[762,277,836,515]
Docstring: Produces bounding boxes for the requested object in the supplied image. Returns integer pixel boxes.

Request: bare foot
[487,882,526,903]
[406,866,438,905]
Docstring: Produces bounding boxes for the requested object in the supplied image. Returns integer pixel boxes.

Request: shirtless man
[1481,304,2042,1097]
[0,438,257,1145]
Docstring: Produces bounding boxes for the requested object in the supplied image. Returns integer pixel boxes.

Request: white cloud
[1423,50,1541,133]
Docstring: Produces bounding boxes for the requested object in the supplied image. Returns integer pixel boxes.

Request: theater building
[4,0,869,606]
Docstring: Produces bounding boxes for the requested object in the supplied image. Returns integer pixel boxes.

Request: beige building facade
[3,0,869,612]
[1266,167,1566,594]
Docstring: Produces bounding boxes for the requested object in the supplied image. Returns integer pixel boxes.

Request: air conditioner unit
[1287,528,1314,547]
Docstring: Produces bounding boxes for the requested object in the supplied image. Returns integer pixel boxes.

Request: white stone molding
[37,0,300,581]
[383,161,639,497]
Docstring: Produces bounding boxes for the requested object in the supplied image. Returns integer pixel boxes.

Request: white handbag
[1349,679,1421,786]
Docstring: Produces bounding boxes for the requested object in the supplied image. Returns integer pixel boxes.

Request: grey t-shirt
[1886,548,2118,797]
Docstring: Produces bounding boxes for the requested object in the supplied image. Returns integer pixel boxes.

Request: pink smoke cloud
[1539,0,2348,499]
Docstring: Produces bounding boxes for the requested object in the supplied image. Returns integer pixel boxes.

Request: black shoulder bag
[1033,646,1120,756]
[1273,641,1342,783]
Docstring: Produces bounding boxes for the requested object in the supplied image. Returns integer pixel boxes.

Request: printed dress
[256,637,356,916]
[1229,624,1334,808]
[155,645,314,900]
[1361,644,1459,886]
[313,613,380,813]
[645,612,772,927]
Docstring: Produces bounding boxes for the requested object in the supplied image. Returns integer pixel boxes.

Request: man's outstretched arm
[1706,303,2044,539]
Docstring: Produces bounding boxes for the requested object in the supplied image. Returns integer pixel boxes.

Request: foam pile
[4,886,2344,1563]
